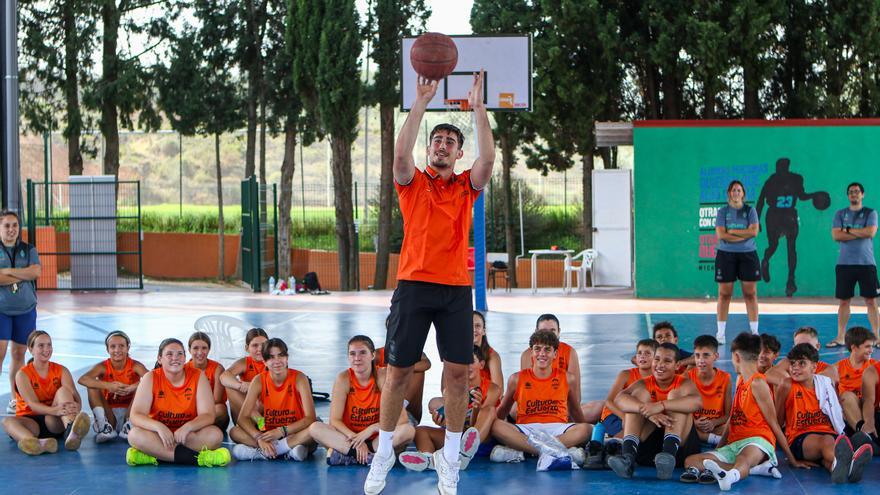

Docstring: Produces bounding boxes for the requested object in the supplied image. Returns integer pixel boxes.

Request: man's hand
[415,77,439,105]
[468,70,485,110]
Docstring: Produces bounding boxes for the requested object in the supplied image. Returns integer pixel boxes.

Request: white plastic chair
[563,249,598,292]
[193,315,252,367]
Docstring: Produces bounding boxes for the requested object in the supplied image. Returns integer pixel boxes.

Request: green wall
[634,123,880,298]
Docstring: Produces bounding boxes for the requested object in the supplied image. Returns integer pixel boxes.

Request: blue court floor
[1,288,878,494]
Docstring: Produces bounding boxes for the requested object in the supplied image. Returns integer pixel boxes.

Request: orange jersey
[149,367,200,432]
[186,359,226,403]
[514,368,569,424]
[375,347,387,369]
[643,374,686,403]
[601,368,644,420]
[728,373,774,446]
[342,369,381,433]
[241,356,266,382]
[395,166,482,286]
[260,369,306,430]
[784,380,836,444]
[836,358,874,397]
[16,362,64,416]
[816,361,830,373]
[465,375,492,428]
[479,346,496,384]
[102,358,140,408]
[688,368,730,421]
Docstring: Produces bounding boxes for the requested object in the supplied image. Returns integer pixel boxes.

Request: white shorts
[515,422,575,438]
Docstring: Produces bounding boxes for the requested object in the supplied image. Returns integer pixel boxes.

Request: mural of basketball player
[755,158,830,297]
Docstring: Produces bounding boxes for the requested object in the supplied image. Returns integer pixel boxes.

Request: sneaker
[119,420,132,440]
[832,434,854,484]
[286,444,309,461]
[489,445,524,463]
[715,330,726,345]
[749,459,782,479]
[433,450,460,495]
[848,443,873,483]
[196,447,231,467]
[654,452,675,480]
[607,453,635,479]
[64,411,90,451]
[699,469,717,484]
[568,447,586,467]
[458,427,481,470]
[18,437,57,456]
[584,443,606,470]
[850,431,873,451]
[399,451,432,472]
[703,459,734,491]
[327,448,358,466]
[6,398,16,414]
[364,452,395,495]
[680,466,700,483]
[95,422,117,443]
[232,443,268,461]
[126,447,158,466]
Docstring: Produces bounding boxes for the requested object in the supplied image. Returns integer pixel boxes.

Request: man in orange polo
[364,71,495,495]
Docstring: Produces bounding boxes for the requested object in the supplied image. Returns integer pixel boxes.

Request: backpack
[303,272,321,291]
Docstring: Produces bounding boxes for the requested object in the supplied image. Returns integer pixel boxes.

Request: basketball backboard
[400,34,532,112]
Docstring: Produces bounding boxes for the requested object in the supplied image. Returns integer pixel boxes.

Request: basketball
[813,191,831,210]
[410,32,458,81]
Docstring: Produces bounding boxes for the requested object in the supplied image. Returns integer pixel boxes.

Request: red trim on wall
[634,119,880,128]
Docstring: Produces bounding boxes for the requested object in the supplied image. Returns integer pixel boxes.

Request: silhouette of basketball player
[756,158,830,297]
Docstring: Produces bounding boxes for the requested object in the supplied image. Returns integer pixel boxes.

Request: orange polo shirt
[395,166,482,286]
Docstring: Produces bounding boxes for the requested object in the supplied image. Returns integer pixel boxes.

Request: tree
[471,0,535,287]
[19,0,97,176]
[290,0,362,290]
[366,0,429,290]
[158,15,242,279]
[87,1,171,178]
[728,0,781,118]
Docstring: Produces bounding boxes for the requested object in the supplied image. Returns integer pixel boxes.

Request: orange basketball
[410,33,458,81]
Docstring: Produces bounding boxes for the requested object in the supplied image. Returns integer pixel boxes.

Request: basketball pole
[472,110,488,313]
[0,0,21,211]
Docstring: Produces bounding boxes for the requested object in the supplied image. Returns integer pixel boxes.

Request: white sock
[717,321,727,334]
[376,429,394,459]
[274,439,291,455]
[443,430,462,466]
[93,407,107,425]
[749,321,759,334]
[726,468,741,484]
[708,433,721,445]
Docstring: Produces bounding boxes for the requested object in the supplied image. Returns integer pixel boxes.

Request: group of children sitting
[3,313,879,489]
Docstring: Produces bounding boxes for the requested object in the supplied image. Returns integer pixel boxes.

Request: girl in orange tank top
[186,331,229,429]
[219,327,268,426]
[127,338,228,466]
[228,337,317,462]
[77,330,148,442]
[310,336,414,466]
[5,331,91,456]
[474,310,504,397]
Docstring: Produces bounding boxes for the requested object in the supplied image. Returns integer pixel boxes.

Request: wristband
[281,425,288,437]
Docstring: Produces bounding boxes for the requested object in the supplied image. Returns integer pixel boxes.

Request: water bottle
[268,276,275,292]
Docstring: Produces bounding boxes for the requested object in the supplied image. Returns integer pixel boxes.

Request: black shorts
[790,432,836,461]
[386,280,473,367]
[27,415,64,439]
[715,250,760,283]
[635,424,701,467]
[836,265,880,300]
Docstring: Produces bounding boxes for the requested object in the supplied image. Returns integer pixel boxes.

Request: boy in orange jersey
[687,335,731,445]
[492,331,591,467]
[519,314,582,408]
[835,326,876,434]
[775,344,871,483]
[606,343,703,480]
[758,334,781,374]
[682,333,806,491]
[584,339,657,469]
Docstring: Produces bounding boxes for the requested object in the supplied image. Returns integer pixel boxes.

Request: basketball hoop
[442,98,475,151]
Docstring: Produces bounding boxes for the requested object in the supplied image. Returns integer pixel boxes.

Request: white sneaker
[95,422,117,443]
[364,452,395,495]
[6,398,16,414]
[232,443,267,461]
[459,427,481,470]
[434,450,460,495]
[287,444,309,461]
[118,420,132,440]
[399,451,432,472]
[568,447,586,466]
[704,459,735,491]
[489,445,524,463]
[715,330,726,345]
